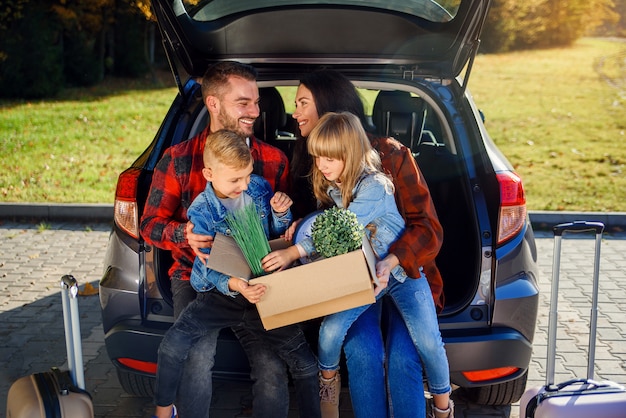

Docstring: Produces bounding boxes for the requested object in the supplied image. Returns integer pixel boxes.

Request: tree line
[0,0,154,98]
[1,0,624,99]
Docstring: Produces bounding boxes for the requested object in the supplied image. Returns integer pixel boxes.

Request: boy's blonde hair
[307,112,390,209]
[203,129,252,170]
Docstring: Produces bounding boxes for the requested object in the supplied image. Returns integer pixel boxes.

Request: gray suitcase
[6,275,94,418]
[519,221,626,417]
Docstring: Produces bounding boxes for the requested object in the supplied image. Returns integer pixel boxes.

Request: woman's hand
[229,278,266,304]
[283,218,302,242]
[374,254,399,296]
[261,247,300,272]
[270,192,293,214]
[185,221,214,265]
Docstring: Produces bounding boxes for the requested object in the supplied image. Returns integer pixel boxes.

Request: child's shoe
[319,372,341,418]
[430,399,454,418]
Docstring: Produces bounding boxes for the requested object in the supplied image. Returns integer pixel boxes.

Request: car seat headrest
[372,90,427,152]
[254,87,287,142]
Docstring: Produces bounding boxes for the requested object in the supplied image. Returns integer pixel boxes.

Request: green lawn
[1,38,624,211]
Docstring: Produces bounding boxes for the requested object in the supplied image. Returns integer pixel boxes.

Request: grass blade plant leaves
[225,204,271,277]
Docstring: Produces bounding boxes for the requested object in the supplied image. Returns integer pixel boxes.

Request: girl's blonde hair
[203,129,252,170]
[307,112,389,209]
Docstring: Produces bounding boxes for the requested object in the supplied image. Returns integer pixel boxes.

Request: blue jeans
[162,281,320,418]
[170,278,217,418]
[320,276,450,392]
[343,299,428,418]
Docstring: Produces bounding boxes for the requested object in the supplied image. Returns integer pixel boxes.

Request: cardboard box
[207,233,378,330]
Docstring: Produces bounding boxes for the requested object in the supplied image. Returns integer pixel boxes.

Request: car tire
[461,370,528,406]
[116,369,156,397]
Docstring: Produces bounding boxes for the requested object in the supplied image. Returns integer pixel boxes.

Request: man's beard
[218,108,254,137]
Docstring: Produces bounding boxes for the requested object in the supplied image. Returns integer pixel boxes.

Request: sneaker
[319,372,341,418]
[430,399,454,418]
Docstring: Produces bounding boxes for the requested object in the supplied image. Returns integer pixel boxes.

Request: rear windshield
[183,0,460,23]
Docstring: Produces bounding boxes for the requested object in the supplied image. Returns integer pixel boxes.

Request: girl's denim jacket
[187,174,292,295]
[299,172,416,283]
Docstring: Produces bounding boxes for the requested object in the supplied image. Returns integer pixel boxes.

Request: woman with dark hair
[289,70,368,219]
[289,70,452,418]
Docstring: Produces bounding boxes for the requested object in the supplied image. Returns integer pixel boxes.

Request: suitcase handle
[553,220,605,236]
[546,221,605,385]
[60,274,85,390]
[61,274,79,297]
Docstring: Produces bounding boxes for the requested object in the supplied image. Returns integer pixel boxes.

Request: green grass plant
[1,38,624,211]
[225,204,272,277]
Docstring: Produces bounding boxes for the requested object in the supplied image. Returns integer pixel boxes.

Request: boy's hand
[270,192,293,214]
[261,247,300,272]
[229,278,266,304]
[186,221,214,265]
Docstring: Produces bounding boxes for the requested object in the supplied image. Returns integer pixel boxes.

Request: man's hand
[270,191,293,214]
[186,221,214,265]
[229,278,266,304]
[374,254,399,296]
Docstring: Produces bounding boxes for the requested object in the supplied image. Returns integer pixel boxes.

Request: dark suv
[100,0,539,406]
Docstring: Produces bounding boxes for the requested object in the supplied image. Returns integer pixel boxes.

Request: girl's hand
[229,278,266,304]
[261,247,300,272]
[270,192,293,214]
[186,221,214,265]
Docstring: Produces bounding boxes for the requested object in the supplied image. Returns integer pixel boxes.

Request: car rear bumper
[103,319,252,379]
[445,326,533,387]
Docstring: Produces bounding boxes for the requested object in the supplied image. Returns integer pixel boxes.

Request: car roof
[153,0,490,80]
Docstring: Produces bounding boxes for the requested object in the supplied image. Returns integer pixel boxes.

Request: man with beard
[141,62,319,418]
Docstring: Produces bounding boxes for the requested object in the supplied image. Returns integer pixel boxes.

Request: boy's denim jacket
[299,172,418,283]
[187,174,292,295]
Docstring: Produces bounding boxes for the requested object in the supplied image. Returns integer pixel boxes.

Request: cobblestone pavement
[1,220,625,418]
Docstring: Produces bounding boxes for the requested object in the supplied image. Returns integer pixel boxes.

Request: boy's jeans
[318,275,450,395]
[170,278,308,418]
[155,290,320,418]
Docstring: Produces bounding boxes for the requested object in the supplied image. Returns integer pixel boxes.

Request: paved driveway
[1,220,625,418]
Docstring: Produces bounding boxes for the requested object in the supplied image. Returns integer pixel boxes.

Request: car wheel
[116,369,155,397]
[461,370,528,406]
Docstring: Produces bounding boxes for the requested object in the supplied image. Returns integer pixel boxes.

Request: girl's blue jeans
[318,275,450,398]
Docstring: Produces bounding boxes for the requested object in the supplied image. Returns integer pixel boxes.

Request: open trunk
[150,80,481,316]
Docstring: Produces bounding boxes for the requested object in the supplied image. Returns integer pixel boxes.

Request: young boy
[152,130,320,418]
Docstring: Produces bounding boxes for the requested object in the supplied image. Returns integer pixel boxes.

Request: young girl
[262,112,453,418]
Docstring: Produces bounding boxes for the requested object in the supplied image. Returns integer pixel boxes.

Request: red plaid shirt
[371,135,445,311]
[140,126,289,282]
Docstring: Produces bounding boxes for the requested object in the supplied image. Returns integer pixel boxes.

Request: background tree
[0,0,154,98]
[0,0,64,98]
[481,0,619,52]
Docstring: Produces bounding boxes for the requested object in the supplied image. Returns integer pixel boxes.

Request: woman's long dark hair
[290,70,369,216]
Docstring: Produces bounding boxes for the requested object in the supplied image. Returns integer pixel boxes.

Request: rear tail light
[114,168,141,239]
[462,366,520,382]
[497,171,527,245]
[117,357,157,375]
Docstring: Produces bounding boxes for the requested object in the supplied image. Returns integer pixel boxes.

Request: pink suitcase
[6,275,94,417]
[519,221,626,418]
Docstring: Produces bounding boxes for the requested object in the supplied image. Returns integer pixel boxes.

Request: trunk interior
[152,82,480,317]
